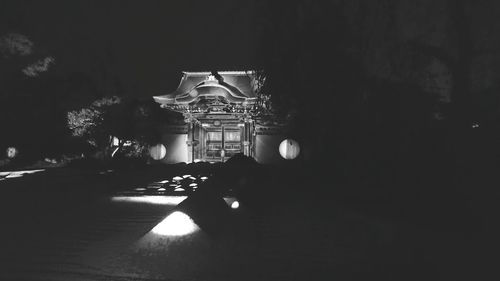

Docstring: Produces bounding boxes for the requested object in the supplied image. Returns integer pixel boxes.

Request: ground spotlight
[231,200,240,209]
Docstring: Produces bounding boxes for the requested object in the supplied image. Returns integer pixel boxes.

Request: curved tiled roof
[153,71,258,106]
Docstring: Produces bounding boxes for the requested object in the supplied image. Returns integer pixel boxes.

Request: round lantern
[149,144,167,160]
[6,147,18,159]
[279,139,300,160]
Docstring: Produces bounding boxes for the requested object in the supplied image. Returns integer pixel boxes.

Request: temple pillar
[251,121,256,158]
[186,122,194,163]
[185,115,199,163]
[243,122,251,156]
[221,125,225,162]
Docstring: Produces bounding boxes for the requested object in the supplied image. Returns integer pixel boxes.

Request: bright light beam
[151,211,199,236]
[0,169,45,176]
[111,196,187,205]
[0,169,45,178]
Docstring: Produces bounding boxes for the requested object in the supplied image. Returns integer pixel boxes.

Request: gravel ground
[0,166,496,280]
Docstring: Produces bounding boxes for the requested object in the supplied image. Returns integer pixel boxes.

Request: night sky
[0,0,261,97]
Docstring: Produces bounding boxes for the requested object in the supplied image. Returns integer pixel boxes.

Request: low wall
[160,134,188,164]
[255,134,285,164]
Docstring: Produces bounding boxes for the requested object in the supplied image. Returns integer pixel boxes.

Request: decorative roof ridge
[182,70,256,76]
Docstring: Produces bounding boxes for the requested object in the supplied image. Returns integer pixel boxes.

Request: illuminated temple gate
[154,71,283,163]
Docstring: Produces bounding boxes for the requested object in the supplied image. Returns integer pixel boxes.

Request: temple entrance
[153,71,261,163]
[203,125,242,162]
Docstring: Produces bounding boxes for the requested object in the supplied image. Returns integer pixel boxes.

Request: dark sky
[1,0,261,97]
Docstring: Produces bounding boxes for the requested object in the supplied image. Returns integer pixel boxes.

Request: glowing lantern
[279,139,300,160]
[6,147,18,159]
[149,144,166,160]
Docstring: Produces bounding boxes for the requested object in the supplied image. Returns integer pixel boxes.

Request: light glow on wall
[255,135,284,164]
[151,211,199,236]
[161,134,188,163]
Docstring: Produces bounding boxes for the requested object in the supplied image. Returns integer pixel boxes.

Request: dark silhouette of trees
[256,0,500,203]
[66,96,167,160]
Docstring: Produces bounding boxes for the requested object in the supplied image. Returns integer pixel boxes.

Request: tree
[0,32,62,159]
[254,1,500,213]
[257,0,500,168]
[256,0,365,170]
[67,96,121,156]
[67,96,166,159]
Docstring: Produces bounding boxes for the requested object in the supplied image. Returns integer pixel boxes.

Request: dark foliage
[252,1,500,221]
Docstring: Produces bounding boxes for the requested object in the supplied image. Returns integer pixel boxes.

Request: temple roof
[153,71,258,107]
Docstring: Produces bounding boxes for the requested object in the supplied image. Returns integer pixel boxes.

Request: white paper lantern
[6,147,18,159]
[279,139,300,160]
[149,144,167,160]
